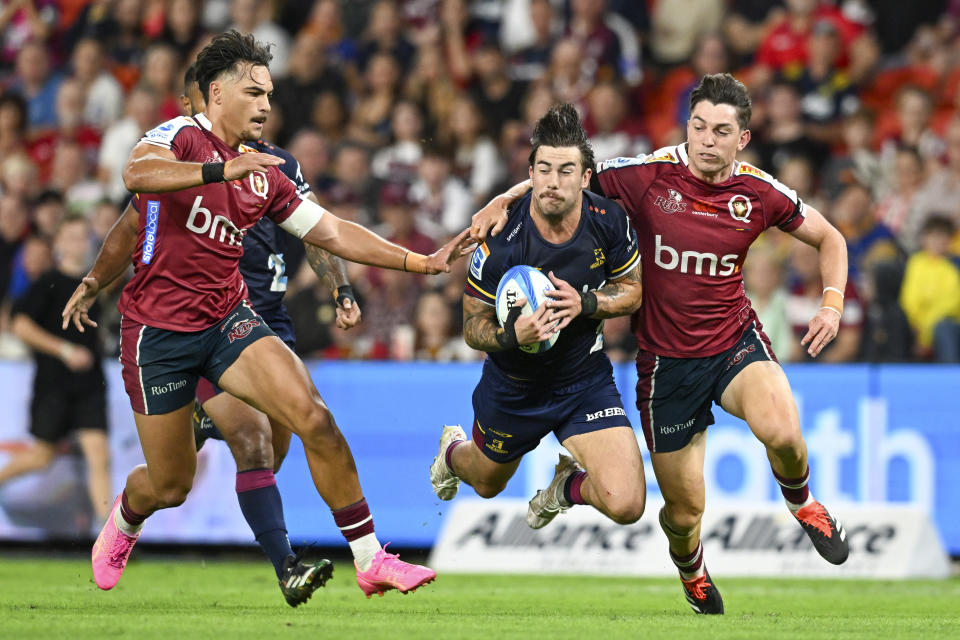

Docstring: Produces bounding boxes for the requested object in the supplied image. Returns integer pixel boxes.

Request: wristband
[579,291,598,317]
[821,287,844,317]
[821,306,842,318]
[202,162,225,184]
[335,285,356,306]
[495,306,522,350]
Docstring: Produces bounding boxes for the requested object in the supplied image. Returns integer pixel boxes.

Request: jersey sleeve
[264,166,305,226]
[736,163,805,232]
[601,201,640,280]
[464,240,508,305]
[268,145,311,197]
[140,116,200,160]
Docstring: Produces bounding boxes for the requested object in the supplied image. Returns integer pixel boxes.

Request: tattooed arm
[463,295,504,352]
[592,261,643,318]
[545,262,643,330]
[302,192,361,329]
[463,294,561,352]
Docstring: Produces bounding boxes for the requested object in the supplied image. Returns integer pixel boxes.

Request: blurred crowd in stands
[0,0,959,365]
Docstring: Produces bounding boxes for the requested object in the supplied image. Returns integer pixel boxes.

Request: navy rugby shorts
[119,300,276,415]
[634,321,777,453]
[471,359,632,463]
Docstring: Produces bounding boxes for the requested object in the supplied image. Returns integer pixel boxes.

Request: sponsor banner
[430,499,950,579]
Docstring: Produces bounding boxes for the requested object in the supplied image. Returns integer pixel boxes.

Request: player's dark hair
[690,73,752,130]
[183,63,197,93]
[193,30,273,102]
[528,103,595,173]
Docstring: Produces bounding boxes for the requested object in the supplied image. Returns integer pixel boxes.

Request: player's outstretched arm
[470,179,531,242]
[298,199,474,274]
[544,263,643,330]
[789,205,849,358]
[122,143,284,193]
[61,203,139,332]
[301,193,361,329]
[463,294,558,352]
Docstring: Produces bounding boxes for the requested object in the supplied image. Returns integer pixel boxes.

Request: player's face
[180,82,206,117]
[529,145,591,221]
[686,101,750,182]
[210,62,272,142]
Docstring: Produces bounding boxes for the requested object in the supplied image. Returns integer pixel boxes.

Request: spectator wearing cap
[783,19,860,145]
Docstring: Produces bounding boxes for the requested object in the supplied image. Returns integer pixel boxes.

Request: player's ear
[581,166,592,189]
[738,128,751,151]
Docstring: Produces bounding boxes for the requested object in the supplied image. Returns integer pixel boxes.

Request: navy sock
[236,469,293,578]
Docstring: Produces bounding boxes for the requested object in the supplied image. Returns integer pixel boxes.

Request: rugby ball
[495,265,559,353]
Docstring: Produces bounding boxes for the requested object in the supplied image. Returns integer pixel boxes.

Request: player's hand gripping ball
[496,265,560,353]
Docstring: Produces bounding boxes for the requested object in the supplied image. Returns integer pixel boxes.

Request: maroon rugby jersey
[118,114,303,331]
[595,143,806,357]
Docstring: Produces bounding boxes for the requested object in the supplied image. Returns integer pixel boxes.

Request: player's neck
[530,200,581,244]
[205,111,243,149]
[689,162,735,185]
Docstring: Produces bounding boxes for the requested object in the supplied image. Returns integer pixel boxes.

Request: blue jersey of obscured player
[240,139,311,316]
[465,191,639,384]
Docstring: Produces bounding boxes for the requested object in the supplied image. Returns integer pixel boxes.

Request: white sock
[350,532,382,571]
[786,493,816,514]
[114,505,144,536]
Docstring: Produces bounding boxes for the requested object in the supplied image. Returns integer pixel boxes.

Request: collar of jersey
[194,112,213,131]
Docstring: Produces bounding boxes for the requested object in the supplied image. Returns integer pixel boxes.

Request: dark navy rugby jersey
[465,190,640,384]
[241,139,312,314]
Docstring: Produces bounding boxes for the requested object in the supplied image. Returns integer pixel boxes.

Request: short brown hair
[689,73,752,130]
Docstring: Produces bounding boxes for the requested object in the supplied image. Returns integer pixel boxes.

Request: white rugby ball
[495,265,559,353]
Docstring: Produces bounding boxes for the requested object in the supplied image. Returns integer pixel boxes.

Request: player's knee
[297,403,344,450]
[154,483,192,508]
[763,427,804,461]
[662,502,703,533]
[231,427,273,470]
[604,491,646,525]
[473,480,507,499]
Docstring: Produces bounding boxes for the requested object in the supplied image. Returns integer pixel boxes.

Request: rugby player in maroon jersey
[471,73,850,614]
[62,31,471,598]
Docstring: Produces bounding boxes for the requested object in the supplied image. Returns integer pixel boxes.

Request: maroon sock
[670,542,704,578]
[120,490,147,527]
[445,439,465,475]
[331,498,375,542]
[773,466,810,506]
[562,471,588,505]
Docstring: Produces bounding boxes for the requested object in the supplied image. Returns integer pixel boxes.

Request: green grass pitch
[1,556,957,639]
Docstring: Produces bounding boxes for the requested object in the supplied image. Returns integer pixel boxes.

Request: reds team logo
[228,318,261,342]
[654,189,687,214]
[249,171,269,199]
[728,194,752,222]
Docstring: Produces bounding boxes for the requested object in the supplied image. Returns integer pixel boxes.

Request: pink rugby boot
[91,495,141,590]
[355,545,436,597]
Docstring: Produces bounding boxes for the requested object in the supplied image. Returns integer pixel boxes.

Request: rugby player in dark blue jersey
[429,105,648,530]
[86,64,361,607]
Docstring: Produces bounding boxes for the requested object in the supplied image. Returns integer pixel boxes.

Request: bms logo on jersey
[654,234,738,277]
[185,196,245,246]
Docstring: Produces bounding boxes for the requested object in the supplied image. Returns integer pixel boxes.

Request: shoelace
[108,535,136,569]
[797,504,833,538]
[682,575,712,601]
